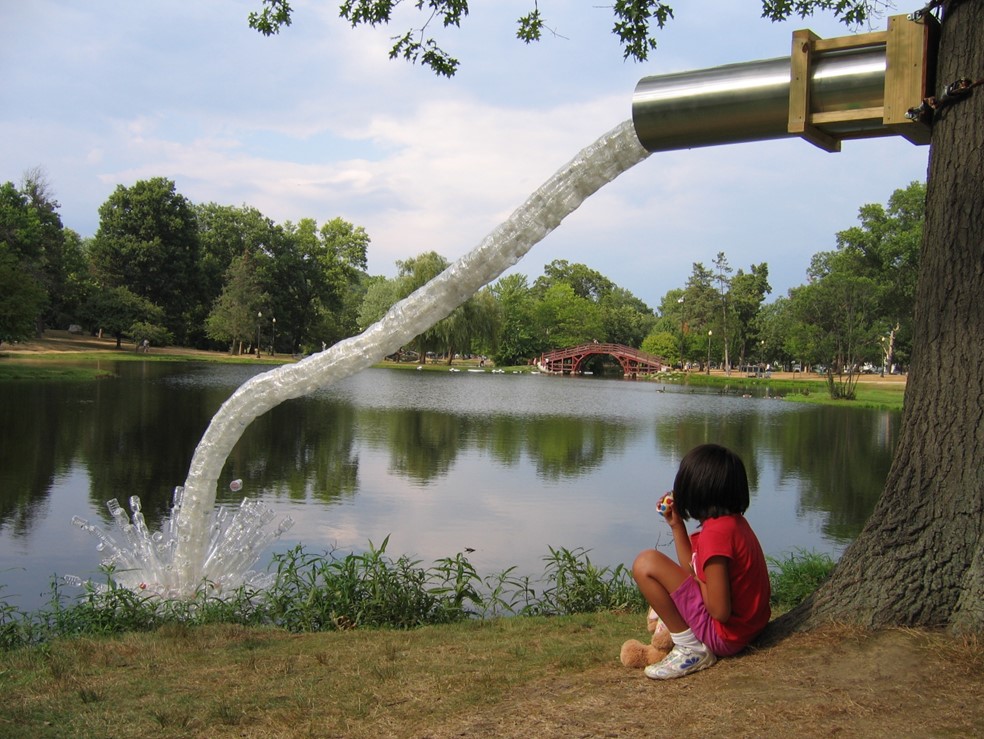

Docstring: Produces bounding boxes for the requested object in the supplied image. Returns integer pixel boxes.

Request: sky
[1,0,930,312]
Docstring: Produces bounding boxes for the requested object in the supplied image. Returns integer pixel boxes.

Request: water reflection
[0,362,899,611]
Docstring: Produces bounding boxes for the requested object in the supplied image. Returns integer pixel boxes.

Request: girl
[632,443,771,679]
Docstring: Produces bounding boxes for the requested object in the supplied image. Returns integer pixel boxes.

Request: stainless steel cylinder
[632,45,888,152]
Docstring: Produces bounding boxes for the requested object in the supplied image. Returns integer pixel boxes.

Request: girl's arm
[663,502,693,571]
[697,555,733,622]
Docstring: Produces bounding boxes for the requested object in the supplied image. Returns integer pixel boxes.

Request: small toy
[619,607,674,668]
[657,491,674,516]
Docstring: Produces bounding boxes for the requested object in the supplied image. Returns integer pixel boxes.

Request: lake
[0,361,899,611]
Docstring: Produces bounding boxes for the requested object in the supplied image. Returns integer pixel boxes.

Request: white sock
[669,628,705,651]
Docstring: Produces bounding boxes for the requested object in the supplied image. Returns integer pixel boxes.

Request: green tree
[195,203,281,346]
[54,228,91,329]
[206,253,269,354]
[657,289,691,367]
[357,276,400,331]
[711,252,733,370]
[0,247,45,345]
[782,183,926,390]
[310,217,371,347]
[757,297,794,370]
[489,273,540,365]
[393,251,450,360]
[257,217,370,354]
[640,329,677,362]
[535,282,604,349]
[658,258,769,370]
[788,261,879,397]
[833,182,925,370]
[600,287,657,347]
[681,262,718,368]
[435,286,499,364]
[0,182,47,342]
[534,260,615,302]
[0,182,42,263]
[80,285,166,348]
[89,178,201,343]
[19,168,76,332]
[533,259,655,348]
[730,263,772,369]
[392,251,498,363]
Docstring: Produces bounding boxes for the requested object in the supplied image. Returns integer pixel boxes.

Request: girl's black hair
[672,443,749,521]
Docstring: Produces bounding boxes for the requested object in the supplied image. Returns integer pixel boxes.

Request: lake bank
[2,331,905,410]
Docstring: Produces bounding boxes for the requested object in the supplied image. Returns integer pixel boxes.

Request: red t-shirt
[691,514,771,649]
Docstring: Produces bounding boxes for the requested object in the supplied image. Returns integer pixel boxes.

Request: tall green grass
[0,542,834,650]
[768,549,837,612]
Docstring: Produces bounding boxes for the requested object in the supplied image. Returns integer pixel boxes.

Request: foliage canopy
[248,0,877,76]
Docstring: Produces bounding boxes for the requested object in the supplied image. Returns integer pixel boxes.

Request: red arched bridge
[537,343,665,377]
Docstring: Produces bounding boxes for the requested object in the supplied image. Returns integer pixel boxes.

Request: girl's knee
[632,548,661,580]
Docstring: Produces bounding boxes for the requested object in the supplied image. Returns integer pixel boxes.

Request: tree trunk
[773,0,984,634]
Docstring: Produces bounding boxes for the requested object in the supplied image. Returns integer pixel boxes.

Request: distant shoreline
[2,330,906,410]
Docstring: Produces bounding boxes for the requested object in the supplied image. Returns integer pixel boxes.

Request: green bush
[768,549,837,611]
[0,545,839,651]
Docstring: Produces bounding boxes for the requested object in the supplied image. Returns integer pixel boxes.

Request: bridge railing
[538,342,665,373]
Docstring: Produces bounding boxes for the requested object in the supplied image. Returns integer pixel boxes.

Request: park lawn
[0,614,979,738]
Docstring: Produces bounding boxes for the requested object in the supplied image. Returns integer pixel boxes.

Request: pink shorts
[670,576,743,657]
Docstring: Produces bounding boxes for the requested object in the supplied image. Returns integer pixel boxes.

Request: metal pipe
[632,44,889,152]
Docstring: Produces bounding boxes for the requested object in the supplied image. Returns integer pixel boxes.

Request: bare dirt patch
[421,626,980,739]
[1,330,225,358]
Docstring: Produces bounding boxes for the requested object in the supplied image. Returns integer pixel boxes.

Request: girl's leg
[632,549,691,633]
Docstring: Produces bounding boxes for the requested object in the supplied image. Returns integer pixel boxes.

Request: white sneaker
[644,644,716,680]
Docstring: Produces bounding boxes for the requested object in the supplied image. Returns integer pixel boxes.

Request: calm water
[0,361,899,611]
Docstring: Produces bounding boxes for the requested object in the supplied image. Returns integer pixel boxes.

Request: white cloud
[0,0,928,308]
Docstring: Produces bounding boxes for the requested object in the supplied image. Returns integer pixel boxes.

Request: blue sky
[1,1,929,310]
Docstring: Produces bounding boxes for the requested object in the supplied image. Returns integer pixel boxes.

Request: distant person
[631,444,771,679]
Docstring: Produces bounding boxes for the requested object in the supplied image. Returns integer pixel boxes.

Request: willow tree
[249,0,984,632]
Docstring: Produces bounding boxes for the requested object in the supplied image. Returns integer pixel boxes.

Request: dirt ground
[422,626,982,739]
[1,329,221,357]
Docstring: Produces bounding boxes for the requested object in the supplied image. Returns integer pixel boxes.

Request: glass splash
[71,120,651,598]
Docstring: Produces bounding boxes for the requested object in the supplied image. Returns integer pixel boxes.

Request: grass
[0,547,835,737]
[0,349,283,366]
[0,542,829,651]
[5,546,980,739]
[0,545,648,650]
[767,549,836,613]
[3,617,980,738]
[0,614,637,738]
[658,370,905,411]
[779,383,904,410]
[0,363,113,381]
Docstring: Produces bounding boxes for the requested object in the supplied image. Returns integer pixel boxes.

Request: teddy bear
[619,607,674,668]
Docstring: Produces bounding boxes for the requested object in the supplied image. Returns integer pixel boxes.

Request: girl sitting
[632,443,771,679]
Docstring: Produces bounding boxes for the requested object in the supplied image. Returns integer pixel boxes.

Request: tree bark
[773,0,984,634]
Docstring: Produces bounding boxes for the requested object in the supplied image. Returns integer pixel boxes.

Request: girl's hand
[657,492,674,521]
[659,494,685,530]
[665,503,686,530]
